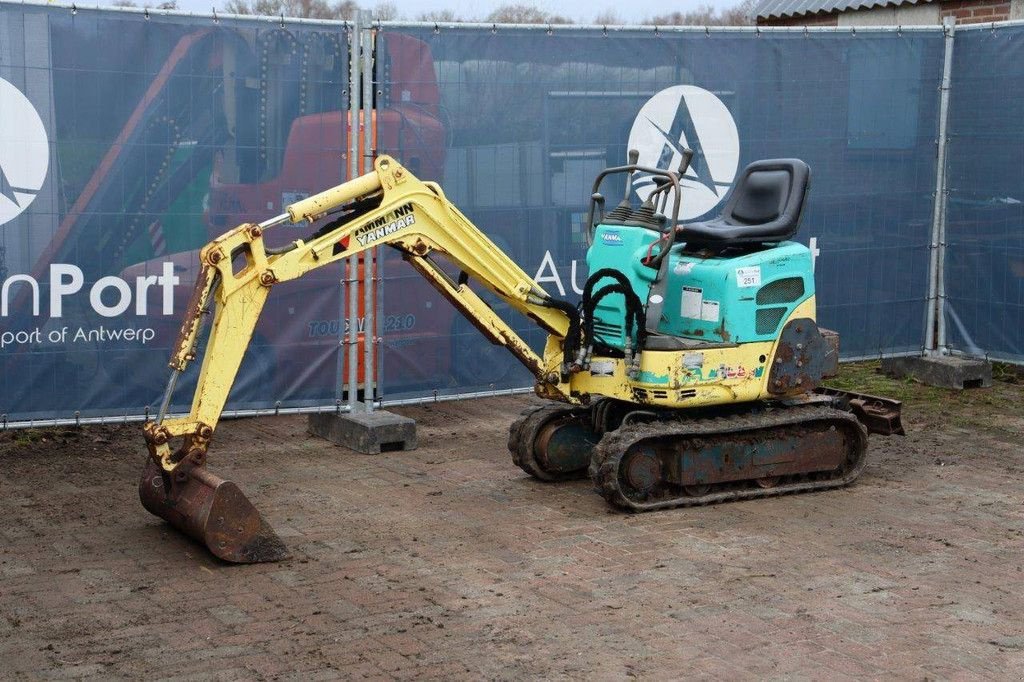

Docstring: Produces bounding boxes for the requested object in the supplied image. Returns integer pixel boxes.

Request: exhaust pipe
[139,459,289,564]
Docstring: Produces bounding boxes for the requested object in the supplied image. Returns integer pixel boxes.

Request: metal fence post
[360,9,375,410]
[925,16,955,354]
[335,20,351,408]
[347,11,362,410]
[372,20,387,407]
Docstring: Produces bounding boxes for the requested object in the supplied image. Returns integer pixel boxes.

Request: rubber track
[507,405,546,455]
[508,404,591,481]
[589,405,868,512]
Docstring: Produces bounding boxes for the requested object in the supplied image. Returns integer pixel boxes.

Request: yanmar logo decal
[601,231,624,246]
[334,203,416,255]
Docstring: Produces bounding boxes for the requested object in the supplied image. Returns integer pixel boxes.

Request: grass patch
[13,429,45,447]
[992,361,1023,384]
[826,360,1024,431]
[823,361,943,404]
[4,427,89,448]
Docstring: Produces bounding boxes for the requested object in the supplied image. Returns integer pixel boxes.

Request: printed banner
[0,5,355,421]
[376,27,945,400]
[8,9,1010,422]
[944,25,1024,363]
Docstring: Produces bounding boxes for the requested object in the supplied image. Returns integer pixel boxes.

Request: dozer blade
[814,387,905,436]
[139,459,290,564]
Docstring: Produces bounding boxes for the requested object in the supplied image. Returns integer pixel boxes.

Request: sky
[97,0,743,24]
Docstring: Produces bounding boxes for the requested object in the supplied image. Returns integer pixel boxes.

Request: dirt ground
[1,362,1023,680]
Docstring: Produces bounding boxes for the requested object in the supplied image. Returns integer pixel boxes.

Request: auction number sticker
[736,266,761,288]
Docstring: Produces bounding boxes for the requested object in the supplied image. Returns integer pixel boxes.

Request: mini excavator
[141,153,903,563]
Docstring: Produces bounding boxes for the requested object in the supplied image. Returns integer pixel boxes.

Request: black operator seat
[676,159,811,246]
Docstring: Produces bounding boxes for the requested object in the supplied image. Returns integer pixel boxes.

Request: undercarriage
[509,392,900,511]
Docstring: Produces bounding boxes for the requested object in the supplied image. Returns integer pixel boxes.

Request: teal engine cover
[585,223,815,348]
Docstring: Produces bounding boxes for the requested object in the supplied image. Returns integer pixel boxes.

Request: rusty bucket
[139,459,290,563]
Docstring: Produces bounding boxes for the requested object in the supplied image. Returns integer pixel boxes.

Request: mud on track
[1,364,1023,679]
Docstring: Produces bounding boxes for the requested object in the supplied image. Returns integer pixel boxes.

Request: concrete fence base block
[881,355,992,390]
[308,410,417,454]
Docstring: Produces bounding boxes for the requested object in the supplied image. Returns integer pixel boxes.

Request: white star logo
[0,77,49,227]
[628,85,740,222]
[0,162,30,208]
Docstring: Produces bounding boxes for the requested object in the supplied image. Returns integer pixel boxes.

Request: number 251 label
[736,266,761,288]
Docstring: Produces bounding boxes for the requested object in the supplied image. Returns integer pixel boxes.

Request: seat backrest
[730,169,792,225]
[722,159,809,238]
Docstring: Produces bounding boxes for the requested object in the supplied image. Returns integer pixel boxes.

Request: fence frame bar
[925,16,956,353]
[360,9,376,410]
[346,10,362,411]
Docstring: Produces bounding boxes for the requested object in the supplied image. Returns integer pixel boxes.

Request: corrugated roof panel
[755,0,927,19]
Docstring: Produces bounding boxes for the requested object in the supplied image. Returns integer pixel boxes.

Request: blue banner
[9,8,1011,423]
[944,25,1024,362]
[0,5,353,421]
[376,26,944,401]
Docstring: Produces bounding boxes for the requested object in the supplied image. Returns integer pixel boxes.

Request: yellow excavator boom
[147,154,574,474]
[140,156,577,562]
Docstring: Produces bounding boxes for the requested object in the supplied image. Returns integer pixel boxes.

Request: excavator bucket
[139,459,289,563]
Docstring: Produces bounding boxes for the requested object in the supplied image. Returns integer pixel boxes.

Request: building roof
[754,0,927,19]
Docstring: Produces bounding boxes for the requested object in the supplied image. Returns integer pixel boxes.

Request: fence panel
[375,26,944,402]
[0,4,351,423]
[943,24,1024,363]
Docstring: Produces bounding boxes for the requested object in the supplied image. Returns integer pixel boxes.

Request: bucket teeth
[139,459,290,563]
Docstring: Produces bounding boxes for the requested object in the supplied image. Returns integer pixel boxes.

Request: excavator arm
[141,156,581,562]
[143,155,575,482]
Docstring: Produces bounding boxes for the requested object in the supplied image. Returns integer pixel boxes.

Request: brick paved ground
[1,370,1023,679]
